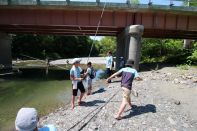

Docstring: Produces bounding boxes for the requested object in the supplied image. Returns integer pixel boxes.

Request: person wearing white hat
[70,58,85,110]
[15,107,56,131]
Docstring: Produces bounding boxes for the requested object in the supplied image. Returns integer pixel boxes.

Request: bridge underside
[0,25,196,39]
[0,6,197,39]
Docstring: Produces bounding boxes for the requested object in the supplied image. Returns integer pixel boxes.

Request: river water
[0,68,105,131]
[0,69,72,131]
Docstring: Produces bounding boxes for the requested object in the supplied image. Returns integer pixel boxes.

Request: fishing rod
[87,1,107,63]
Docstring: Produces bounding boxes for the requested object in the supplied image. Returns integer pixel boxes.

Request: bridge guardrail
[0,0,196,10]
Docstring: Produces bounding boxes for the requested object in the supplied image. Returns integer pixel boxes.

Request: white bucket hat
[72,58,82,64]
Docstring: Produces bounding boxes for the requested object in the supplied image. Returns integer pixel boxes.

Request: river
[0,67,105,131]
[0,68,72,131]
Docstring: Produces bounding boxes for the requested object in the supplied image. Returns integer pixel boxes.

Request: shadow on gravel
[92,88,106,95]
[140,63,175,72]
[80,100,106,107]
[110,80,121,83]
[122,104,156,119]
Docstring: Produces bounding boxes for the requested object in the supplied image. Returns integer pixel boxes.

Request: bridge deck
[0,1,197,39]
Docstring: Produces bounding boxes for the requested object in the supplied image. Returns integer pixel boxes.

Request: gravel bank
[40,67,197,131]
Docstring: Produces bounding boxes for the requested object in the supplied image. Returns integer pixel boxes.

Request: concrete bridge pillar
[183,39,192,49]
[0,32,12,71]
[128,25,144,71]
[116,29,129,70]
[116,25,144,71]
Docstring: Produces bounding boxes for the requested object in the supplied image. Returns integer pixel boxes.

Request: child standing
[106,59,142,120]
[70,58,85,110]
[84,62,94,95]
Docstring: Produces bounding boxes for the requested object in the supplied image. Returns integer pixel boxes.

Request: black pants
[106,68,112,77]
[72,82,85,96]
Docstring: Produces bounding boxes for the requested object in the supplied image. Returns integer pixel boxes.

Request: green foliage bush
[165,49,192,64]
[141,38,197,65]
[12,35,99,60]
[96,36,116,56]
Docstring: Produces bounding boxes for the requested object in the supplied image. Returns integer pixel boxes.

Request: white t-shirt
[70,65,82,89]
[86,67,92,80]
[106,56,113,68]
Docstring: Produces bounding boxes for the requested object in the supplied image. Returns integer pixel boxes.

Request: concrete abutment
[116,25,144,71]
[0,32,12,72]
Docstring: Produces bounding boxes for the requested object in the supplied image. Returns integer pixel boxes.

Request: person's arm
[70,69,83,81]
[133,70,142,81]
[106,71,121,83]
[70,75,83,81]
[135,77,142,81]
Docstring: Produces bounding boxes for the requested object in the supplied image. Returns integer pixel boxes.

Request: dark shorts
[106,68,111,77]
[72,82,85,96]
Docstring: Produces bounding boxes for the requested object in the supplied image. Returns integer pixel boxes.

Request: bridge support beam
[128,25,144,71]
[116,25,144,71]
[116,29,129,70]
[0,32,12,71]
[183,39,192,49]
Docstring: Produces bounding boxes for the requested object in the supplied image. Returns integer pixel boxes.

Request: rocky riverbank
[40,66,197,131]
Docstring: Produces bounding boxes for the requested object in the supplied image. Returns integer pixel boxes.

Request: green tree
[141,38,197,65]
[183,0,197,6]
[130,0,139,4]
[12,34,99,60]
[96,36,116,56]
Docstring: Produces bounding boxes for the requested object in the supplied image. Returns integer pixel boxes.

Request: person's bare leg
[71,96,75,110]
[115,100,127,119]
[131,89,138,97]
[87,86,90,95]
[88,85,92,95]
[78,93,84,105]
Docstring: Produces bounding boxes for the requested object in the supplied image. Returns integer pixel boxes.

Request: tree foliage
[95,36,117,56]
[141,38,197,64]
[12,34,99,60]
[11,34,197,65]
[183,0,197,6]
[130,0,139,4]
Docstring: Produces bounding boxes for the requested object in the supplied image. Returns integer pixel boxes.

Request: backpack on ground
[89,67,96,79]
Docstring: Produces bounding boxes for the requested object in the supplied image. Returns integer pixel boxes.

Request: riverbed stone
[39,66,197,131]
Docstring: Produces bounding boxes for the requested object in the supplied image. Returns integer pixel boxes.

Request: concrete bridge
[0,0,197,71]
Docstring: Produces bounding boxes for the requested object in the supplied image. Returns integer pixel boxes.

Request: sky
[41,0,184,6]
[90,36,103,41]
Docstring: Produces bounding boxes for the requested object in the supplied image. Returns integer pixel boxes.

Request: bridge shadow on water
[122,104,156,119]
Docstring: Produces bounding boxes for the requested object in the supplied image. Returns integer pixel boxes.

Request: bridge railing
[0,0,196,7]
